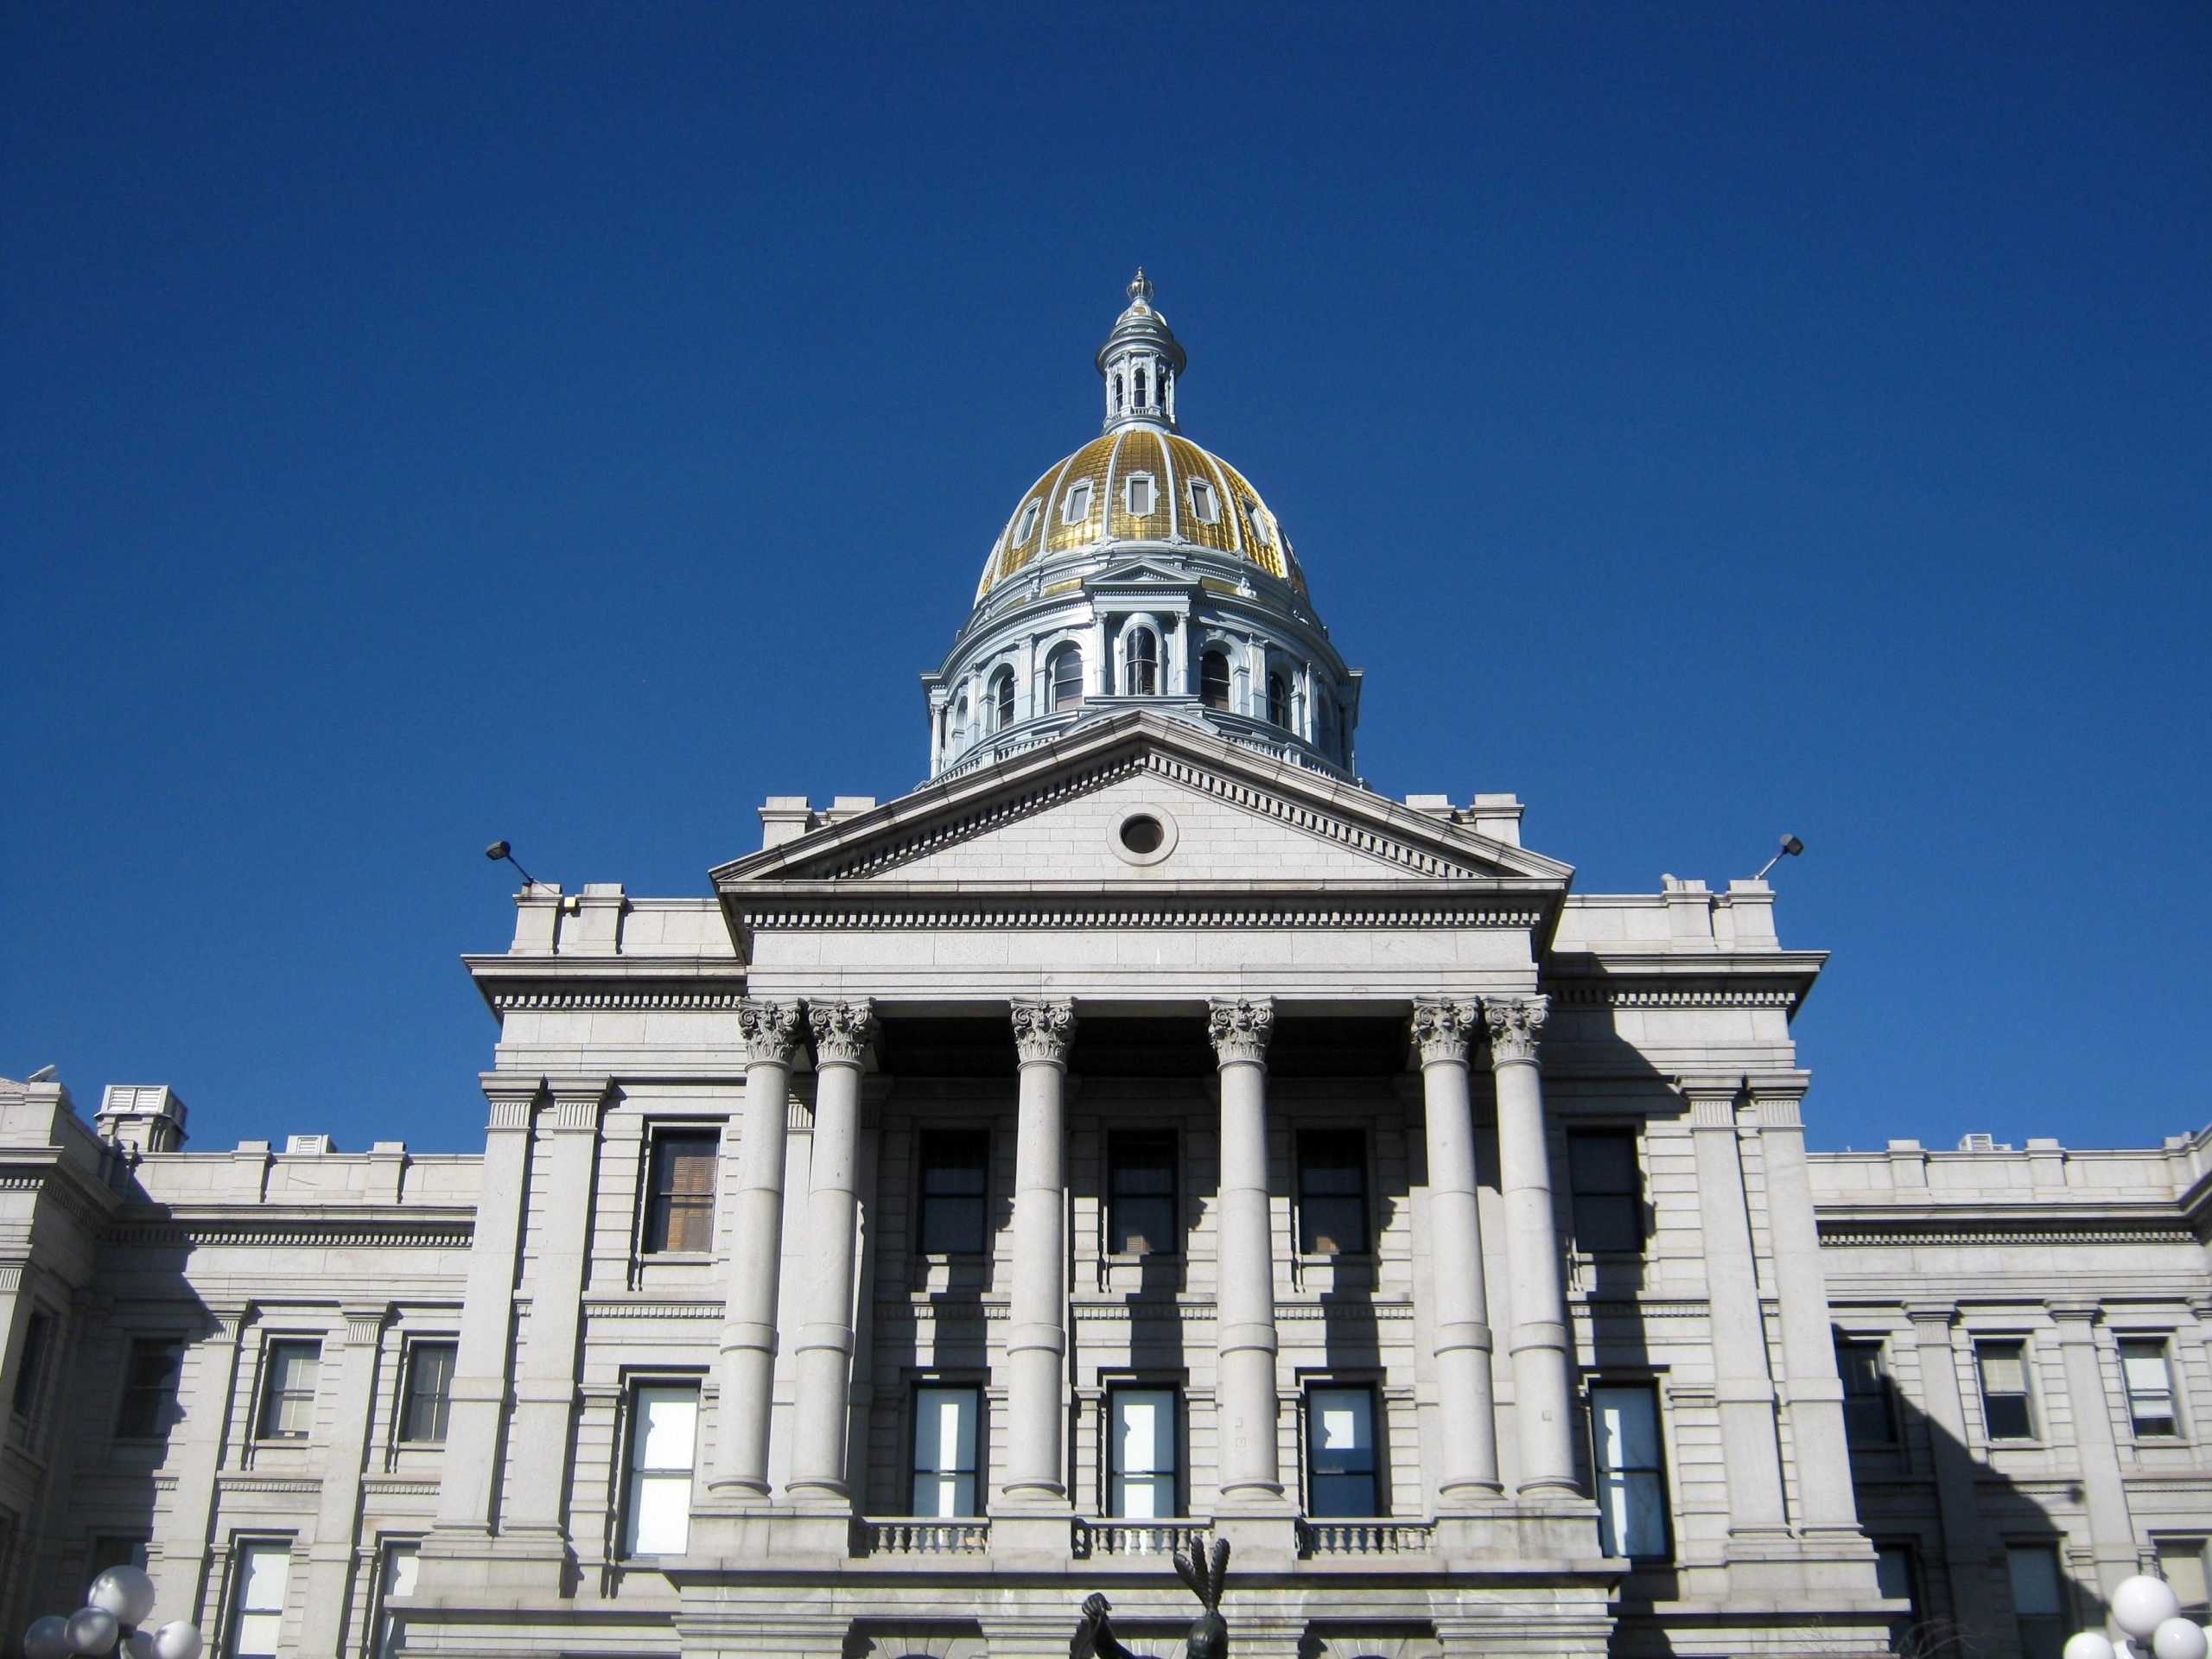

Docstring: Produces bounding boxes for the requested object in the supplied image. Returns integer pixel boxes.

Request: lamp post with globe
[20,1566,203,1659]
[2063,1574,2212,1659]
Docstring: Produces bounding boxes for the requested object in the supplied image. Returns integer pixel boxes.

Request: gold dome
[976,428,1307,602]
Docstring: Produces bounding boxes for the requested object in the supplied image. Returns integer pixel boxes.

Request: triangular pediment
[711,711,1572,893]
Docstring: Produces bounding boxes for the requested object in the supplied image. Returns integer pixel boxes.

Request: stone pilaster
[150,1301,251,1628]
[296,1305,391,1657]
[709,999,804,1499]
[786,1000,876,1504]
[1678,1074,1789,1547]
[1410,998,1502,1506]
[1484,996,1577,1495]
[1207,996,1287,1513]
[1002,999,1076,1507]
[2049,1301,2139,1596]
[502,1075,611,1569]
[429,1075,540,1541]
[1906,1303,2004,1643]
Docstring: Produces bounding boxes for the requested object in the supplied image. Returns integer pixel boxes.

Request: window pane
[1567,1132,1643,1253]
[632,1387,699,1471]
[2123,1342,2178,1435]
[1979,1343,2034,1439]
[1111,1390,1179,1519]
[117,1339,183,1438]
[1298,1131,1368,1255]
[261,1341,321,1438]
[912,1387,981,1517]
[402,1342,456,1443]
[628,1472,692,1554]
[1979,1344,2027,1395]
[624,1384,698,1556]
[645,1132,718,1254]
[378,1543,418,1659]
[2158,1542,2210,1617]
[233,1543,290,1659]
[1875,1544,1916,1603]
[1109,1133,1178,1255]
[1591,1384,1669,1560]
[1306,1388,1378,1516]
[2007,1545,2062,1615]
[1837,1340,1896,1448]
[918,1132,988,1254]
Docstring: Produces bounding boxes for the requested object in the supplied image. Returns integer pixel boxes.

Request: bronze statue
[1071,1538,1230,1659]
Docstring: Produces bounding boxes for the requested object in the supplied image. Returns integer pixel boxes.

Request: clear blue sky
[4,4,2206,1155]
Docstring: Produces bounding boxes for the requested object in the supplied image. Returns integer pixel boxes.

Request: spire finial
[1128,268,1154,307]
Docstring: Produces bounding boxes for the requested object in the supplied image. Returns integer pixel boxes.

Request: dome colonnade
[924,273,1363,782]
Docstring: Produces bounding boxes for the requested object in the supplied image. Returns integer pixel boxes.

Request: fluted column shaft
[1413,1000,1503,1504]
[1210,996,1284,1505]
[786,1000,875,1503]
[1003,999,1077,1504]
[710,1000,803,1497]
[1484,996,1578,1495]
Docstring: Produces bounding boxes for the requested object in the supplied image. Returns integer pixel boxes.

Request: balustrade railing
[861,1519,991,1555]
[1074,1519,1211,1559]
[1297,1520,1433,1556]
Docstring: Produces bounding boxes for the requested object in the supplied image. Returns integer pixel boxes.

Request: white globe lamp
[2116,1578,2186,1644]
[2066,1632,2119,1659]
[146,1624,202,1659]
[22,1616,72,1659]
[2154,1618,2210,1659]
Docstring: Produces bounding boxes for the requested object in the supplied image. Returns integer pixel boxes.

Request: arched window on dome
[1047,644,1084,713]
[1122,627,1158,696]
[1012,499,1041,545]
[1199,649,1231,711]
[1112,373,1124,414]
[1134,365,1148,407]
[990,668,1015,732]
[950,693,970,750]
[1267,671,1289,728]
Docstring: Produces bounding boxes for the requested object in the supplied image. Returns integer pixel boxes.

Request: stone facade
[6,285,2200,1659]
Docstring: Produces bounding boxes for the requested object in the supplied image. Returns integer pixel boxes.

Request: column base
[1433,1500,1610,1570]
[988,1511,1076,1567]
[686,1508,855,1568]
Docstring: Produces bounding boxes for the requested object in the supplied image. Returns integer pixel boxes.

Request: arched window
[1048,645,1084,712]
[1267,671,1289,728]
[1134,366,1147,406]
[950,694,969,747]
[990,669,1015,731]
[1013,499,1041,544]
[1199,649,1231,711]
[1113,373,1124,413]
[1123,628,1157,696]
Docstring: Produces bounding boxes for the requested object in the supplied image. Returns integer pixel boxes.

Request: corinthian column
[1484,995,1578,1495]
[710,999,803,1497]
[1003,998,1076,1505]
[1209,996,1284,1505]
[786,1000,876,1503]
[1412,999,1502,1504]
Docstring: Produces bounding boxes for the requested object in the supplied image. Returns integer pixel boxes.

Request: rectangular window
[1296,1130,1369,1255]
[911,1385,982,1518]
[1591,1382,1671,1561]
[257,1341,321,1440]
[1063,480,1094,524]
[1125,474,1155,516]
[622,1383,699,1556]
[1978,1341,2037,1440]
[229,1541,291,1659]
[1109,1389,1179,1519]
[917,1131,989,1255]
[399,1341,457,1444]
[2008,1544,2066,1659]
[642,1130,718,1254]
[1567,1130,1643,1254]
[1107,1131,1178,1256]
[2122,1339,2180,1438]
[375,1540,418,1659]
[12,1311,52,1417]
[1875,1541,1921,1614]
[115,1338,184,1439]
[1188,478,1220,524]
[90,1535,149,1573]
[2158,1541,2210,1619]
[1306,1386,1381,1517]
[1836,1338,1897,1449]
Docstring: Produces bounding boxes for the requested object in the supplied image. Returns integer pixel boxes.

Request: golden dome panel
[976,429,1307,602]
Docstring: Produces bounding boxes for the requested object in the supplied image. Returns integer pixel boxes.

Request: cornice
[728,887,1549,936]
[105,1207,476,1250]
[1817,1202,2196,1248]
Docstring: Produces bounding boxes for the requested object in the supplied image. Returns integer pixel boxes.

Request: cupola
[1096,270,1187,433]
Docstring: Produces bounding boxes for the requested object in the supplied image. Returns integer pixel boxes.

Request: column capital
[1481,995,1548,1067]
[543,1073,613,1131]
[1207,996,1274,1066]
[479,1071,543,1131]
[1410,998,1480,1066]
[2045,1300,2106,1331]
[738,999,804,1066]
[1009,998,1076,1067]
[809,999,878,1069]
[1904,1302,1961,1332]
[340,1305,393,1347]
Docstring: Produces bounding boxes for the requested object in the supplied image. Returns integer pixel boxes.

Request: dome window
[1244,499,1274,547]
[1199,649,1231,711]
[1123,627,1158,696]
[1012,499,1042,545]
[1112,373,1124,413]
[1187,479,1221,525]
[1047,644,1084,712]
[1134,366,1148,406]
[1124,474,1156,518]
[951,694,970,748]
[1062,480,1095,526]
[990,669,1015,732]
[1267,671,1290,728]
